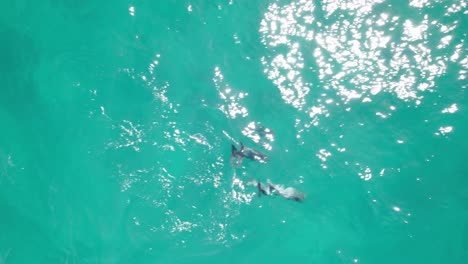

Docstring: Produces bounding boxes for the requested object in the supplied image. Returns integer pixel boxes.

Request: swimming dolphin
[230,142,269,166]
[256,179,305,202]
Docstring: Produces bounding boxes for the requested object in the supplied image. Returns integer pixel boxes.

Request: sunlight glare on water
[213,66,249,119]
[260,0,466,107]
[259,0,467,177]
[1,0,467,262]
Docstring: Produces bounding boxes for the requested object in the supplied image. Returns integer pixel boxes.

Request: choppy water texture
[1,0,467,263]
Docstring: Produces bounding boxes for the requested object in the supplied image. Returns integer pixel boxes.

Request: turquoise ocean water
[1,0,467,263]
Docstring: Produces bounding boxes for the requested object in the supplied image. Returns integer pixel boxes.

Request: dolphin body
[256,180,305,203]
[230,142,269,166]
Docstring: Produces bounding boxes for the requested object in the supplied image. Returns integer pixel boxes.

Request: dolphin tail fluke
[231,144,238,157]
[230,144,243,166]
[257,181,269,197]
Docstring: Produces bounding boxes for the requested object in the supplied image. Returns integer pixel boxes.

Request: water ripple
[92,52,255,248]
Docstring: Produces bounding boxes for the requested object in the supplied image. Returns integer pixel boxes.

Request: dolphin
[256,179,305,202]
[230,142,269,166]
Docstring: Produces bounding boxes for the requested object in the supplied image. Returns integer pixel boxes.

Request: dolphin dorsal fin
[239,142,245,151]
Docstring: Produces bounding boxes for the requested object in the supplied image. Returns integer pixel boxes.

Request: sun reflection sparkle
[259,0,464,144]
[213,67,249,119]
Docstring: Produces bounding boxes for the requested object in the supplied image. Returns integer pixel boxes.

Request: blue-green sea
[1,0,467,263]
